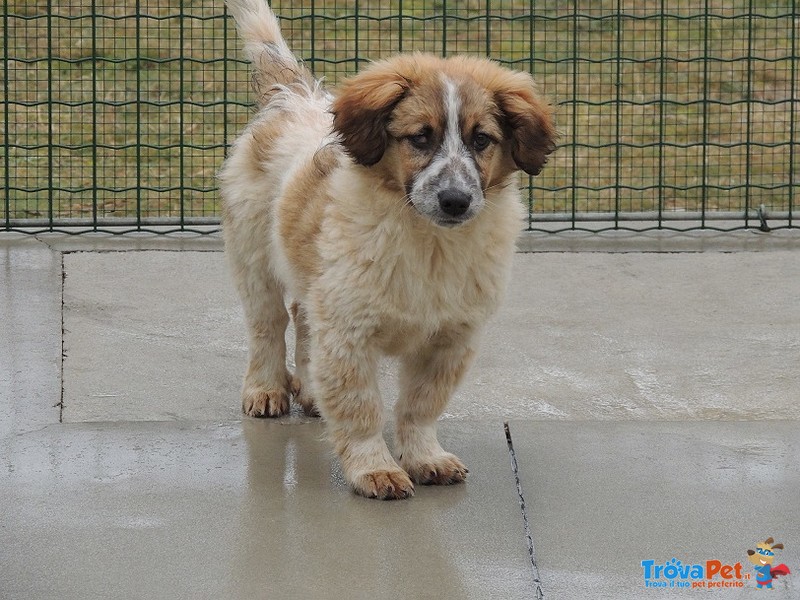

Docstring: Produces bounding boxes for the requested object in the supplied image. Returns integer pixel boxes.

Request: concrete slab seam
[58,249,222,255]
[58,251,65,423]
[504,421,545,599]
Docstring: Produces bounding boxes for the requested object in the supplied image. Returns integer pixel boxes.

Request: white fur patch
[443,79,463,155]
[406,77,484,226]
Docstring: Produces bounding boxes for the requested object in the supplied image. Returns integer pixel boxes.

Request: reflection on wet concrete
[0,419,533,599]
[230,418,523,599]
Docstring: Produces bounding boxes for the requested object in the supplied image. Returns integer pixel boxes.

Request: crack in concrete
[58,252,65,423]
[505,421,545,600]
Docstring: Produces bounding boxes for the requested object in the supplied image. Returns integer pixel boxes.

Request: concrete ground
[1,230,799,599]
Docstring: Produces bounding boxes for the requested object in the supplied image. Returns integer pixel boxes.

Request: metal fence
[2,0,797,234]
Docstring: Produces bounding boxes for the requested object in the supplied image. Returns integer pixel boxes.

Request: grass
[1,0,798,225]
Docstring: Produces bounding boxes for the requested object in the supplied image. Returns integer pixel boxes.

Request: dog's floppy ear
[331,62,410,166]
[493,72,557,177]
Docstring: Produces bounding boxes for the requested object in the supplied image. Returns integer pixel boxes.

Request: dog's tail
[225,0,316,107]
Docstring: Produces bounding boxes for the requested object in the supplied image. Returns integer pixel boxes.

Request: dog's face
[332,54,557,228]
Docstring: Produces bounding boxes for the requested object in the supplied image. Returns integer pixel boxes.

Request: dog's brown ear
[493,72,557,176]
[332,62,410,166]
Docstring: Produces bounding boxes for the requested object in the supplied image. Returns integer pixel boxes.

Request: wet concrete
[1,419,532,600]
[476,251,800,421]
[61,251,244,422]
[59,247,800,423]
[511,421,800,598]
[0,237,62,435]
[1,232,799,599]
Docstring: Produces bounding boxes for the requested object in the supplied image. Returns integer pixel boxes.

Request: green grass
[2,0,797,224]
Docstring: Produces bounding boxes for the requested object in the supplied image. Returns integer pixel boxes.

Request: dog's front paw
[353,469,415,500]
[400,452,469,486]
[242,385,290,418]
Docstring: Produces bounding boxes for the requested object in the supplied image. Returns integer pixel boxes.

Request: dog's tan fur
[220,0,556,499]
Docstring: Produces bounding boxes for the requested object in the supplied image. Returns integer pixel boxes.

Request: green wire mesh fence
[2,0,797,234]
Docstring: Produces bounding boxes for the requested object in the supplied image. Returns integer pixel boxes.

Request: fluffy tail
[225,0,315,106]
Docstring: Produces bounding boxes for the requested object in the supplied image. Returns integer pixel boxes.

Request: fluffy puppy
[220,0,556,499]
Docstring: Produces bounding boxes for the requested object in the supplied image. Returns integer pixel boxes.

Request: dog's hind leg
[289,301,318,417]
[395,328,476,485]
[234,265,293,418]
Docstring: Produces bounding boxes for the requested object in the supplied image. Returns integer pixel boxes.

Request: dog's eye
[473,132,493,152]
[408,130,432,150]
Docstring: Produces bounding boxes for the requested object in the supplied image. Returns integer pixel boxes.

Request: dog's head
[331,53,557,228]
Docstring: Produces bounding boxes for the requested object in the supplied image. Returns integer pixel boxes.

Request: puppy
[220,0,556,499]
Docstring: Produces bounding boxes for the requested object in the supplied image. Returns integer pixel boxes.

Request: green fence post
[791,0,797,228]
[179,0,186,230]
[47,0,54,231]
[657,1,665,229]
[135,0,142,231]
[3,0,9,229]
[91,0,98,230]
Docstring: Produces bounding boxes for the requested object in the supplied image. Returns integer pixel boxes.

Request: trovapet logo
[641,537,792,590]
[641,558,747,589]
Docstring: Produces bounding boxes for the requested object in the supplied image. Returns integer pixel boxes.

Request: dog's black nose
[438,188,471,217]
